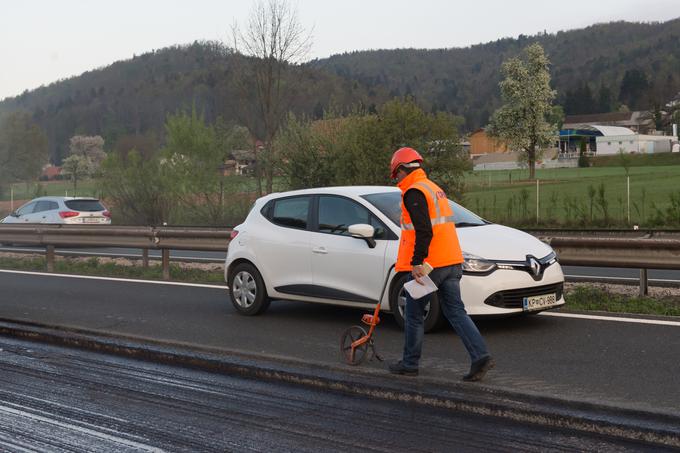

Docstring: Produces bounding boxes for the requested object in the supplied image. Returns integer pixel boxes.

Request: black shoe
[388,361,419,376]
[463,356,495,382]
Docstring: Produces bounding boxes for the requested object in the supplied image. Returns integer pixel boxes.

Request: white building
[595,130,677,155]
[560,124,677,156]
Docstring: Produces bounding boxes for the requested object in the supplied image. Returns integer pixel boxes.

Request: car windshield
[65,200,105,212]
[362,192,488,228]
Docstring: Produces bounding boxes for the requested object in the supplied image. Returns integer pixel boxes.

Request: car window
[318,196,373,236]
[447,200,488,227]
[34,200,56,213]
[369,215,390,239]
[362,193,401,226]
[270,196,310,230]
[65,199,105,211]
[362,191,487,227]
[16,202,37,216]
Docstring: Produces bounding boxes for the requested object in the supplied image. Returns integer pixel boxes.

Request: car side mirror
[348,223,376,249]
[9,211,18,217]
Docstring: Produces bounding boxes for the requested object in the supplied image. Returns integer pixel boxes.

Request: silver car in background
[0,196,111,224]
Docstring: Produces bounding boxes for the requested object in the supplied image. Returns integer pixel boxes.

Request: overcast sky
[1,0,679,101]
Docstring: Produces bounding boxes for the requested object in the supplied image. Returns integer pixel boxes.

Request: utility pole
[627,176,630,224]
[536,179,540,222]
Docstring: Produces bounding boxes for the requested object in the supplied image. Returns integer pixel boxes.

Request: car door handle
[312,247,328,254]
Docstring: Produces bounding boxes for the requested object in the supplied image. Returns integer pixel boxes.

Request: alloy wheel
[232,271,257,308]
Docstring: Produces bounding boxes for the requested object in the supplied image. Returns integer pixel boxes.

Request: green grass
[1,180,102,202]
[466,152,680,187]
[464,164,680,227]
[2,160,678,228]
[565,285,680,317]
[0,256,225,285]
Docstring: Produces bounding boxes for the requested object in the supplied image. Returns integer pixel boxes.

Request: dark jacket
[403,188,432,266]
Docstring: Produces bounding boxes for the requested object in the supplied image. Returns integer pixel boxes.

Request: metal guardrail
[535,234,680,295]
[0,225,678,294]
[541,237,680,270]
[0,225,231,280]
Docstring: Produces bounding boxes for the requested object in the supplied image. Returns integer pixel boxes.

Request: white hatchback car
[224,186,565,331]
[1,196,111,225]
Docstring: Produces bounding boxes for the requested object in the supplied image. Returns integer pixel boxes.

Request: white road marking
[0,269,676,325]
[540,311,680,327]
[0,269,227,290]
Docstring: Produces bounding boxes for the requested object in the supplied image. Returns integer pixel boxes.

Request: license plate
[83,217,103,223]
[523,293,557,311]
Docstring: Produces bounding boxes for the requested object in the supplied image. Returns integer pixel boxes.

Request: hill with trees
[0,41,384,164]
[2,19,680,164]
[312,18,680,129]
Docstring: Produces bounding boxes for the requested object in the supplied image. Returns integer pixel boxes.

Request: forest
[1,18,680,164]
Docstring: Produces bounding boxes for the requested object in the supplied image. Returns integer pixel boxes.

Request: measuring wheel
[340,325,370,365]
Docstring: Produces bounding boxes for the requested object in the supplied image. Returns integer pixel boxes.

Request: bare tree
[231,0,312,195]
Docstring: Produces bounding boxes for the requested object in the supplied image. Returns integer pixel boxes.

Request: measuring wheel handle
[361,314,380,326]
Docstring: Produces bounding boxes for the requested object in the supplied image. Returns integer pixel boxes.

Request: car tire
[389,272,444,333]
[228,262,271,316]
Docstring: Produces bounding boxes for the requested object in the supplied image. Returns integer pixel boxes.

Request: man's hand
[411,264,427,285]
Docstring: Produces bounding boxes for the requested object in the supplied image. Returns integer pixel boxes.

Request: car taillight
[59,211,79,219]
[102,211,111,218]
[230,230,239,240]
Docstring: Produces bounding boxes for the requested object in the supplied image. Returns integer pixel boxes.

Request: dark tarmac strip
[0,335,666,453]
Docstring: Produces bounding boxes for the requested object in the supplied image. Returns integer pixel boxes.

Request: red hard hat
[390,147,423,178]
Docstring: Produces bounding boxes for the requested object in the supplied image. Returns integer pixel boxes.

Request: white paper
[403,275,438,299]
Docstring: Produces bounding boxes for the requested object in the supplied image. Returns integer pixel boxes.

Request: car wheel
[389,272,444,333]
[229,263,271,316]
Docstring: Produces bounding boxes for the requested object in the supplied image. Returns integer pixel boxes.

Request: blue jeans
[402,264,489,369]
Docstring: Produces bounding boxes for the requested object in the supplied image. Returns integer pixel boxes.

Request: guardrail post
[46,245,55,272]
[640,269,648,297]
[162,249,170,280]
[142,249,149,268]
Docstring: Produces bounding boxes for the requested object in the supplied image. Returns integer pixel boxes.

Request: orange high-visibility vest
[396,169,464,272]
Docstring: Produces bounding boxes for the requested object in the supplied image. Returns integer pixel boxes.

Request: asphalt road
[2,335,659,452]
[0,270,678,418]
[2,245,680,283]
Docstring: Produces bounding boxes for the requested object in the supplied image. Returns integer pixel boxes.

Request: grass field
[0,180,101,202]
[464,162,680,227]
[464,153,680,228]
[566,285,680,316]
[1,156,678,227]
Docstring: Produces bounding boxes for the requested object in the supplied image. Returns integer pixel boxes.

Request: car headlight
[545,250,558,264]
[462,253,497,273]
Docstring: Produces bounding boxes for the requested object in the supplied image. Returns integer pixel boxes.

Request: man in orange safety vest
[388,147,494,381]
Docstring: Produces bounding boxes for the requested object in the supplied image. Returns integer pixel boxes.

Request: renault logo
[527,256,541,278]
